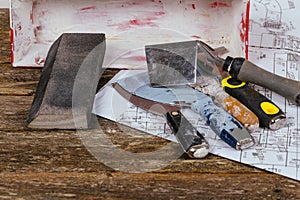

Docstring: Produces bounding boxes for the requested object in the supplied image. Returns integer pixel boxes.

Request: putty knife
[113,73,210,158]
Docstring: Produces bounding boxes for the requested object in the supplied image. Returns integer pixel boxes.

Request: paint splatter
[117,13,163,30]
[240,15,247,43]
[36,25,42,31]
[129,19,156,27]
[17,24,22,31]
[192,35,201,39]
[243,1,250,59]
[30,1,38,24]
[150,0,163,4]
[127,56,147,61]
[210,2,229,8]
[35,56,45,65]
[118,11,165,30]
[110,1,165,30]
[10,28,15,65]
[80,6,96,11]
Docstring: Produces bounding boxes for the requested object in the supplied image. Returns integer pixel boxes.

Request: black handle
[222,77,286,130]
[165,111,209,158]
[223,56,300,105]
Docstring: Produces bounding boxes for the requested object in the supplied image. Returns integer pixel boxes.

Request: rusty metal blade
[112,82,180,115]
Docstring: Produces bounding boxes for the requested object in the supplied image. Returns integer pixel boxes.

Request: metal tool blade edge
[112,82,180,115]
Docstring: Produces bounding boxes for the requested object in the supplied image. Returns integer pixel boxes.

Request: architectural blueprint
[93,0,300,181]
[245,0,300,180]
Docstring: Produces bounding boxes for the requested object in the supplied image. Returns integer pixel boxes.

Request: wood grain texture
[1,9,300,199]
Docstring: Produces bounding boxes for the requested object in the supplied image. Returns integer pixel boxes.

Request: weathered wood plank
[0,172,299,200]
[1,8,300,199]
[0,9,10,65]
[0,117,262,174]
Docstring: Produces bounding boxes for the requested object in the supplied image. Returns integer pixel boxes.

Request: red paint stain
[129,19,140,25]
[119,11,165,29]
[115,1,165,30]
[210,2,229,8]
[35,57,45,65]
[192,4,196,9]
[244,1,250,59]
[129,18,156,27]
[155,11,165,16]
[240,15,247,43]
[120,2,140,8]
[128,56,147,61]
[149,0,163,4]
[17,24,22,31]
[80,6,97,11]
[36,25,42,31]
[10,28,14,66]
[192,35,201,39]
[239,12,250,58]
[30,1,37,24]
[30,11,33,24]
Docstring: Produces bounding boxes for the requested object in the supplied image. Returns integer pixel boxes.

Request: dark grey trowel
[26,33,106,129]
[145,40,198,87]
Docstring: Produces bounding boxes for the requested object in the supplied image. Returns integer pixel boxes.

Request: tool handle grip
[191,97,254,150]
[222,77,286,130]
[165,111,209,158]
[223,57,300,105]
[192,80,259,132]
[221,95,259,133]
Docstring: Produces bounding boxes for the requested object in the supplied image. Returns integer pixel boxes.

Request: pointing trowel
[113,72,255,152]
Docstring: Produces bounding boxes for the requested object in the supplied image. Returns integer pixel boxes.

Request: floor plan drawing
[243,0,300,180]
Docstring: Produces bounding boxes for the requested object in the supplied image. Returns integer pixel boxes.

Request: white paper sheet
[93,69,299,181]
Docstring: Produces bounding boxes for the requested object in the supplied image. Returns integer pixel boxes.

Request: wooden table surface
[1,9,300,199]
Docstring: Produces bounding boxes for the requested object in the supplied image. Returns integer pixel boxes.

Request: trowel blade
[145,40,198,87]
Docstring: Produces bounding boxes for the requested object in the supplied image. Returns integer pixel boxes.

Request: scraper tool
[114,72,254,151]
[113,73,210,159]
